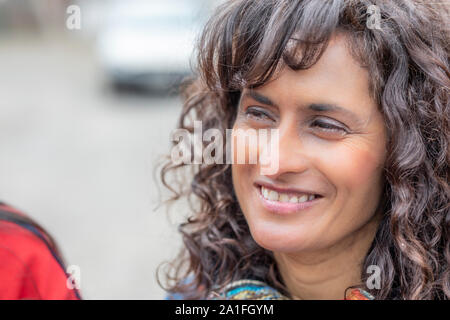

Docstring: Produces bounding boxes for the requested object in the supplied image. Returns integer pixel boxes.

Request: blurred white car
[96,0,205,92]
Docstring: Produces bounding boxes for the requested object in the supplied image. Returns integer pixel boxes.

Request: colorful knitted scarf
[209,279,375,300]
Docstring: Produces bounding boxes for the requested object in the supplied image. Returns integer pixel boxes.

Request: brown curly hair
[157,0,449,299]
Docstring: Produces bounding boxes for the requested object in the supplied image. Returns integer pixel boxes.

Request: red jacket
[0,203,81,300]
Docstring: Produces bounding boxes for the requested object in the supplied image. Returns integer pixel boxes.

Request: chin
[248,222,316,253]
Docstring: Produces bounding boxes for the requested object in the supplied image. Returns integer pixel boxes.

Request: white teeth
[298,195,309,203]
[263,187,269,199]
[268,190,279,201]
[261,186,316,203]
[279,194,290,202]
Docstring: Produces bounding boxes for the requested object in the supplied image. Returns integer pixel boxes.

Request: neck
[274,214,381,300]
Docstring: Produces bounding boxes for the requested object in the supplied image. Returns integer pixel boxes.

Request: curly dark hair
[157,0,449,299]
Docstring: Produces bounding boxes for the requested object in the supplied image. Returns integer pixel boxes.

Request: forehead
[243,34,379,123]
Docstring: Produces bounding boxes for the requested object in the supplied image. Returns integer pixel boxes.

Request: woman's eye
[245,107,273,121]
[312,120,347,134]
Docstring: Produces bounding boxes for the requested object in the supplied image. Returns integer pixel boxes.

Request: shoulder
[0,205,79,300]
[209,279,288,300]
[0,204,55,266]
[0,220,54,270]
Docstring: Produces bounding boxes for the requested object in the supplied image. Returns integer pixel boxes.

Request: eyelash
[311,120,347,134]
[245,108,272,121]
[245,107,347,134]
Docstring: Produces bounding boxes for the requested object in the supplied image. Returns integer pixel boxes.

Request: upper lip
[254,180,324,197]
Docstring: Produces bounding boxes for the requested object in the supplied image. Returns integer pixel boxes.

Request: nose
[261,126,310,180]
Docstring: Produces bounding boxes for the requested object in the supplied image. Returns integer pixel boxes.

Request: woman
[0,202,81,299]
[158,0,449,299]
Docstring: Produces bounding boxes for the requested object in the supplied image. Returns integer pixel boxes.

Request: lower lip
[256,186,322,215]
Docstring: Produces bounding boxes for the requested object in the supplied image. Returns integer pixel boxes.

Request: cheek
[320,139,386,198]
[342,149,382,186]
[230,127,254,202]
[231,162,255,222]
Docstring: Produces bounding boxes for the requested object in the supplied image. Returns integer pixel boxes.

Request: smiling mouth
[256,185,323,215]
[260,185,321,203]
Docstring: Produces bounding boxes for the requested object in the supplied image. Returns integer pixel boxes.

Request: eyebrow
[243,90,363,124]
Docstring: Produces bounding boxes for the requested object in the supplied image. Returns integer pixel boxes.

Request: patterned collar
[210,279,375,300]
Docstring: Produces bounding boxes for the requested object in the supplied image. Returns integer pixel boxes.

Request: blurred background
[0,0,221,299]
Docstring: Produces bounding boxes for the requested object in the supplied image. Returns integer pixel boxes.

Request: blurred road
[0,33,186,299]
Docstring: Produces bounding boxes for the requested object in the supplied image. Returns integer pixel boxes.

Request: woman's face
[231,34,387,253]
